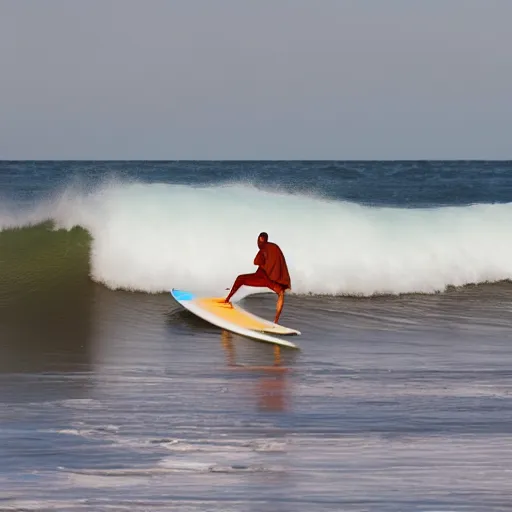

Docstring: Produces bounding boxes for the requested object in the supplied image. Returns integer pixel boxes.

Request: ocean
[1,160,512,511]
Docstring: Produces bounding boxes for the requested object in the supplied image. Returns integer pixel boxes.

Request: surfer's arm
[254,250,265,266]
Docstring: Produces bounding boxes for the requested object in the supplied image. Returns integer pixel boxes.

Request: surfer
[224,232,291,323]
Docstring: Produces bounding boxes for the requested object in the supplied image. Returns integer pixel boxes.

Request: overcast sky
[0,0,511,160]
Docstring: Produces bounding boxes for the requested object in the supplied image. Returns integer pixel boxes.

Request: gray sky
[1,0,511,160]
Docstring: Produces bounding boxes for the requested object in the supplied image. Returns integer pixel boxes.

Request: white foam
[3,179,512,296]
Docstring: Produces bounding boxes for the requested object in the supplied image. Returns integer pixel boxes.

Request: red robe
[254,242,291,290]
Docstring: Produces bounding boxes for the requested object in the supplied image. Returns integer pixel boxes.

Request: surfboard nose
[171,289,195,301]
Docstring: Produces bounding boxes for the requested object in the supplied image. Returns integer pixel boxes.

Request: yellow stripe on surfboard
[196,298,295,334]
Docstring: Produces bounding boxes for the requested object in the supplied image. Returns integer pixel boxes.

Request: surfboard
[170,289,300,349]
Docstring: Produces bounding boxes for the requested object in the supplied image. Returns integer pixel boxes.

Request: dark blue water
[2,160,512,207]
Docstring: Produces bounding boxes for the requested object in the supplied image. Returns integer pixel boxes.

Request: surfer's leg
[224,272,268,302]
[274,288,285,323]
[224,276,245,302]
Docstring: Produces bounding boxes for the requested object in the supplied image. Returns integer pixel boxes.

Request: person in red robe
[224,232,291,323]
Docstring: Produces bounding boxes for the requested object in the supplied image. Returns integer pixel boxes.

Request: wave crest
[2,180,512,296]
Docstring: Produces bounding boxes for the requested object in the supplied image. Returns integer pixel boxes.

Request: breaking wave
[2,179,512,297]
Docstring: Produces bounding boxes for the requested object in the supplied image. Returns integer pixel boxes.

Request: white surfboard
[170,289,300,349]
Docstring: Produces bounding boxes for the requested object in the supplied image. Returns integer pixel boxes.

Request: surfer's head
[258,232,268,248]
